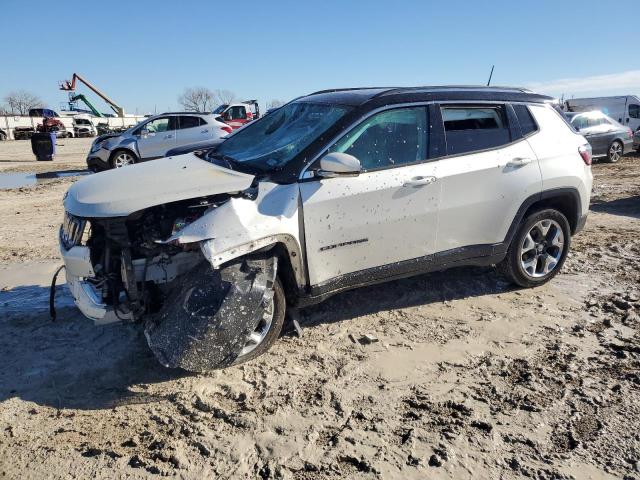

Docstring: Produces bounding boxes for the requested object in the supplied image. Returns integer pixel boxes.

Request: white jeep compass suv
[59,86,593,371]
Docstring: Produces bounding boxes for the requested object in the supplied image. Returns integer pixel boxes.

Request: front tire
[232,277,286,365]
[498,209,571,288]
[109,150,137,168]
[606,140,623,163]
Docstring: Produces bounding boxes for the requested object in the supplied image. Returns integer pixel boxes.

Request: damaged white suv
[59,86,593,371]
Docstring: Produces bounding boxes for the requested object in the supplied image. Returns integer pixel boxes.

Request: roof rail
[159,111,211,115]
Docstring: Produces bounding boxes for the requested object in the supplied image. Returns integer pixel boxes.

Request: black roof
[301,86,554,106]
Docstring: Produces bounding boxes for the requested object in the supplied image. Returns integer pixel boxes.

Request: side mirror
[316,152,361,178]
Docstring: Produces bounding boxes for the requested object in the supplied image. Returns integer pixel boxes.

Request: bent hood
[64,154,254,218]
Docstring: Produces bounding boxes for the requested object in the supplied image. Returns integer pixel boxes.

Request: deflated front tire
[144,255,284,372]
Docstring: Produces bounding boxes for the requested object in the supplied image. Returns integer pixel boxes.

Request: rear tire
[109,149,137,168]
[497,208,571,288]
[606,140,623,163]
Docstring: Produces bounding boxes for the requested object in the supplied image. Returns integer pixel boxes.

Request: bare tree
[213,89,238,105]
[267,99,285,109]
[177,87,216,112]
[3,90,44,115]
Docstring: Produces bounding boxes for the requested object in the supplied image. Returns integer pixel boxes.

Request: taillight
[626,128,633,139]
[578,144,592,166]
[222,125,232,134]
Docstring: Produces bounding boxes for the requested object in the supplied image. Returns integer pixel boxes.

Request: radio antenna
[487,65,495,86]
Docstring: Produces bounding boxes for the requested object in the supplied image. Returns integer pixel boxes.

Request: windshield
[75,119,91,125]
[212,104,229,114]
[215,101,351,170]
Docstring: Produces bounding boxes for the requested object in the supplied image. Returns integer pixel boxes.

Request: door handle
[164,134,173,139]
[506,157,532,167]
[201,129,209,133]
[403,176,437,187]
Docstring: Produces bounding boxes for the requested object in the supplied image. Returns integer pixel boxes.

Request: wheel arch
[109,147,138,163]
[504,188,582,248]
[201,234,307,295]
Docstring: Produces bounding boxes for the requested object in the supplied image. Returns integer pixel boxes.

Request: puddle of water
[0,170,91,190]
[0,284,75,316]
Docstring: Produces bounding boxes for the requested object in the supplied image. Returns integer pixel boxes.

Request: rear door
[435,103,542,253]
[176,115,210,147]
[136,116,177,158]
[300,106,440,286]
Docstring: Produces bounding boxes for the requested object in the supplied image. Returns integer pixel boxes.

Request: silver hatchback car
[86,112,231,171]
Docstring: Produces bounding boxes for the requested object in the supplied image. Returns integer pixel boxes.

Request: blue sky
[1,0,638,115]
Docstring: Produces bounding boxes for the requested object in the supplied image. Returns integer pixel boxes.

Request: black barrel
[31,132,56,161]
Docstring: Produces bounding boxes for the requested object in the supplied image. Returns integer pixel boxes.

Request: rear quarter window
[513,104,539,136]
[441,105,511,156]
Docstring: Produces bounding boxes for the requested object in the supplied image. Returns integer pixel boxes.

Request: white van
[565,95,640,132]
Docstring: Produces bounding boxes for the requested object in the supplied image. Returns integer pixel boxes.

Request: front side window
[441,105,511,155]
[229,106,247,120]
[144,117,171,133]
[215,101,351,171]
[629,104,640,119]
[329,107,428,170]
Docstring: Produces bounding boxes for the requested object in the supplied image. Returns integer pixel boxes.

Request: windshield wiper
[208,152,238,170]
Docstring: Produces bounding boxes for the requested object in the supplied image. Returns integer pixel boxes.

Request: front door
[137,116,177,158]
[299,106,440,286]
[628,103,640,132]
[226,106,248,130]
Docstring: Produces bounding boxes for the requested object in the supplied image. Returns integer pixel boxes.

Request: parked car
[59,86,592,371]
[72,116,97,137]
[212,101,260,130]
[565,95,640,132]
[85,112,232,171]
[564,111,633,162]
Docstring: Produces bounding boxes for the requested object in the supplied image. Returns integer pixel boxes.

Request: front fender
[172,182,306,287]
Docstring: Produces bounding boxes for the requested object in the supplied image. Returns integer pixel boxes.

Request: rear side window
[629,104,640,119]
[513,104,538,136]
[179,116,204,129]
[441,105,511,155]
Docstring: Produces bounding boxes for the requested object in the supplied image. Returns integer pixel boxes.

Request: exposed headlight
[90,141,102,153]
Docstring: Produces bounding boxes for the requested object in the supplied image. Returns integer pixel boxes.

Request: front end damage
[60,163,303,371]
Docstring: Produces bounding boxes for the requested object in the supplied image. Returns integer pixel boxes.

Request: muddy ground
[0,139,639,479]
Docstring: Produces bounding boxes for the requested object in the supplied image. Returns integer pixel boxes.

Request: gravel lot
[0,138,639,479]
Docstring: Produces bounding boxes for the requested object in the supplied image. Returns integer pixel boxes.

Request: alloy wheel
[520,219,565,278]
[239,296,274,356]
[609,142,622,162]
[113,152,134,168]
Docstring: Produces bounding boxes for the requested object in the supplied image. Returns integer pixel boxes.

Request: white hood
[64,154,255,218]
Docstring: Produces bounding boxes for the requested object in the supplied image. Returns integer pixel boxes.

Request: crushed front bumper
[86,147,111,172]
[60,243,130,324]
